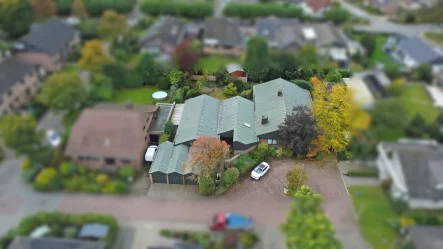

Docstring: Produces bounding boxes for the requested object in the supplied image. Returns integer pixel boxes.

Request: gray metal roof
[140,16,187,47]
[7,236,106,249]
[203,18,244,47]
[167,144,189,174]
[148,103,174,133]
[253,78,312,136]
[218,96,257,145]
[398,36,443,64]
[79,223,109,239]
[149,142,190,174]
[150,142,174,173]
[174,95,221,145]
[409,226,443,249]
[0,58,36,95]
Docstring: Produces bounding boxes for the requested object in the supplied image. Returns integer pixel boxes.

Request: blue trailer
[209,212,253,231]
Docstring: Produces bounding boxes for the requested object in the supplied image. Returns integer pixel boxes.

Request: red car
[209,212,253,231]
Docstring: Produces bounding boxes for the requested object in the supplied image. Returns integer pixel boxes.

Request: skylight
[244,122,251,128]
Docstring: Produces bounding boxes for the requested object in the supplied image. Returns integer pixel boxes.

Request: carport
[149,142,191,185]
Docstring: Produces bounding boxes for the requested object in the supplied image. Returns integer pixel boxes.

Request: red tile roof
[307,0,333,13]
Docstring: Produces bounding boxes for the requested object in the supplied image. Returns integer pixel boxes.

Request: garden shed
[149,142,196,185]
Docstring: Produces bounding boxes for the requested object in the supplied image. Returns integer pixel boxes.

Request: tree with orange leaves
[184,137,231,179]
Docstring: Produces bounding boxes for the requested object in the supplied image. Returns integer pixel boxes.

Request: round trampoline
[152,91,168,101]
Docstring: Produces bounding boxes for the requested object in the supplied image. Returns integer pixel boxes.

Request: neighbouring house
[255,18,354,67]
[425,85,443,108]
[139,16,199,63]
[226,63,246,78]
[0,56,45,115]
[7,236,106,249]
[78,223,109,240]
[11,18,79,73]
[406,226,443,249]
[253,78,312,146]
[65,103,172,171]
[377,139,443,209]
[385,36,443,74]
[365,0,435,15]
[148,141,197,184]
[344,76,375,109]
[149,243,204,249]
[361,70,392,98]
[202,18,244,57]
[289,0,333,17]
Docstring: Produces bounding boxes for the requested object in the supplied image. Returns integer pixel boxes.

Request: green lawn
[349,186,399,249]
[369,36,397,68]
[112,86,163,104]
[424,31,443,45]
[397,84,440,123]
[197,56,242,72]
[61,63,80,73]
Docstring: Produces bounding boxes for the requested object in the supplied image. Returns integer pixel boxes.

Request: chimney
[278,89,282,96]
[125,100,133,109]
[261,115,268,124]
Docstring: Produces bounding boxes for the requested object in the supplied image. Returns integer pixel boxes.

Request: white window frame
[267,139,277,145]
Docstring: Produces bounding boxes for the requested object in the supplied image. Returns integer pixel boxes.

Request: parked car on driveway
[46,130,61,147]
[209,212,253,231]
[251,162,270,180]
[145,145,158,162]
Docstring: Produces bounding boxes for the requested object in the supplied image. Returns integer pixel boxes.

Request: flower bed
[26,161,131,194]
[0,212,118,249]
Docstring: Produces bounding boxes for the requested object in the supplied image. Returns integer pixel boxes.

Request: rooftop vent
[436,184,443,190]
[244,122,251,128]
[278,89,282,96]
[263,29,270,36]
[104,138,111,147]
[302,27,316,40]
[171,26,178,35]
[261,115,268,124]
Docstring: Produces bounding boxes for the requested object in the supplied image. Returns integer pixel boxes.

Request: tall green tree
[98,10,127,40]
[0,0,33,39]
[325,69,342,82]
[405,114,426,138]
[281,195,342,249]
[298,44,318,68]
[360,34,376,57]
[37,72,88,111]
[244,36,271,82]
[0,115,44,156]
[28,0,56,19]
[323,7,351,24]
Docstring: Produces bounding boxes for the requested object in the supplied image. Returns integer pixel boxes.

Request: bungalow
[377,139,443,209]
[65,103,173,171]
[202,18,244,57]
[406,226,443,249]
[0,56,45,115]
[344,76,375,109]
[12,19,79,73]
[289,0,333,17]
[385,36,443,74]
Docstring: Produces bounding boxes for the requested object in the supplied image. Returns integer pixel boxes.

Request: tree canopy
[244,36,271,80]
[298,44,318,68]
[98,10,127,39]
[278,106,320,155]
[184,137,230,178]
[173,39,200,72]
[323,7,351,24]
[281,195,342,249]
[37,72,88,111]
[0,0,33,39]
[325,69,342,82]
[71,0,88,19]
[29,0,56,19]
[0,115,44,156]
[78,40,112,71]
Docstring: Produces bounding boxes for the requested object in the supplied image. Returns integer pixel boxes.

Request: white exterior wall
[409,198,443,209]
[432,64,443,75]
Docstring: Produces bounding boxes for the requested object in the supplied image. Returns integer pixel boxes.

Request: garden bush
[64,176,84,191]
[85,183,102,194]
[224,167,240,188]
[199,175,216,196]
[286,168,308,194]
[404,210,440,225]
[119,166,134,178]
[173,88,184,103]
[83,0,136,16]
[291,79,312,91]
[164,120,173,134]
[315,151,325,161]
[233,154,255,177]
[337,150,354,161]
[60,162,76,177]
[240,89,252,99]
[338,69,352,78]
[157,76,170,90]
[21,159,31,171]
[96,174,109,185]
[345,168,378,177]
[240,232,259,249]
[159,133,170,144]
[115,181,129,193]
[140,1,213,18]
[224,83,238,97]
[381,178,393,190]
[33,168,64,191]
[76,20,100,40]
[113,49,129,63]
[223,3,304,19]
[56,0,72,15]
[186,88,202,99]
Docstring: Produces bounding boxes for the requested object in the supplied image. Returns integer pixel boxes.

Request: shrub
[224,167,240,188]
[56,0,73,15]
[140,1,213,18]
[291,79,312,91]
[234,154,255,177]
[119,166,134,178]
[159,133,170,144]
[223,3,303,19]
[164,120,173,134]
[63,227,78,238]
[240,89,252,99]
[275,148,294,158]
[186,88,202,99]
[113,49,129,62]
[381,178,393,190]
[240,232,259,249]
[404,210,440,225]
[400,216,416,229]
[21,159,31,171]
[224,83,238,97]
[315,151,325,161]
[173,88,184,103]
[295,185,320,197]
[337,150,354,161]
[384,64,401,80]
[286,168,308,194]
[83,0,136,16]
[160,229,172,237]
[85,183,102,194]
[386,78,405,97]
[102,181,117,193]
[60,162,75,177]
[345,168,378,177]
[251,142,269,162]
[76,20,100,40]
[64,177,84,192]
[96,174,109,185]
[157,76,170,90]
[115,181,129,193]
[199,175,216,196]
[338,69,352,78]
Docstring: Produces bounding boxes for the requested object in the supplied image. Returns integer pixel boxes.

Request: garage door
[168,173,183,185]
[151,172,167,184]
[184,174,198,185]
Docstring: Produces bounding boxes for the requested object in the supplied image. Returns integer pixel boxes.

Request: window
[267,139,277,145]
[14,97,20,102]
[121,159,132,164]
[78,156,84,160]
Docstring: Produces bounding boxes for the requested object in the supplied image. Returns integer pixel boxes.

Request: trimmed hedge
[84,0,136,16]
[223,3,304,19]
[345,168,378,177]
[56,0,73,15]
[291,79,312,91]
[0,212,118,249]
[76,20,100,40]
[140,0,213,18]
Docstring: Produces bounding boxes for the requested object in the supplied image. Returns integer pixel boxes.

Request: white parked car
[251,162,270,180]
[145,145,158,162]
[46,130,61,147]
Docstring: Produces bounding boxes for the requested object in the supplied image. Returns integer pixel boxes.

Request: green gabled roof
[166,144,189,174]
[149,142,174,173]
[174,95,221,145]
[218,96,257,145]
[253,78,312,136]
